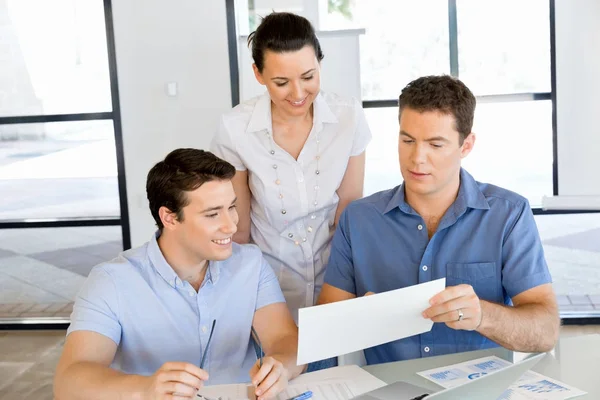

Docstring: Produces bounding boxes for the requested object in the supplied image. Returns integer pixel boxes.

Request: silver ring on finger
[457,308,464,322]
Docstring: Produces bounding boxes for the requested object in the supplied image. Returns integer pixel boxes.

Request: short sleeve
[67,266,122,345]
[350,98,372,156]
[323,208,357,295]
[210,116,247,171]
[501,200,553,298]
[256,256,285,310]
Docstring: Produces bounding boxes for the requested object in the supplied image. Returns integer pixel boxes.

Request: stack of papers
[417,356,587,399]
[196,365,386,400]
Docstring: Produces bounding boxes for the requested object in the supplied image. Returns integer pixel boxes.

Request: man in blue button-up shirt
[319,75,560,365]
[54,149,304,400]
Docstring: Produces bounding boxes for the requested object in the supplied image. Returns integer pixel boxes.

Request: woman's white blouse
[211,91,371,319]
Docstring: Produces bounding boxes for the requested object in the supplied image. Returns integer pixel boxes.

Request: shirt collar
[384,168,490,215]
[245,91,338,134]
[147,231,221,288]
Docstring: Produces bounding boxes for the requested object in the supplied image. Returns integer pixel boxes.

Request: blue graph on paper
[428,368,467,382]
[495,380,571,399]
[473,359,507,372]
[496,388,517,400]
[518,379,570,393]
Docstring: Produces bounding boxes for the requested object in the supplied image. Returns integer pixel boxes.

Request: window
[0,0,127,325]
[322,0,553,206]
[0,120,119,220]
[457,0,551,95]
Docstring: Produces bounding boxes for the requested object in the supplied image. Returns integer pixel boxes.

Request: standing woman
[211,12,371,320]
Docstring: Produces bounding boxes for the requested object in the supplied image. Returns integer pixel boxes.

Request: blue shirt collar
[147,231,221,288]
[384,168,490,215]
[245,91,338,134]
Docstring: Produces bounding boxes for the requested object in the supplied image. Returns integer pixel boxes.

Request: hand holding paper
[422,283,484,331]
[297,278,446,364]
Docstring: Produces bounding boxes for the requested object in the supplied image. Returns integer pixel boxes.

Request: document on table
[417,356,587,399]
[297,278,446,365]
[196,365,386,400]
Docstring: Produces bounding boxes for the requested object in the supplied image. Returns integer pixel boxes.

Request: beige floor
[1,326,599,400]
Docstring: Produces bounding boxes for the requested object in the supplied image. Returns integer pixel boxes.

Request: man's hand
[422,284,483,331]
[142,362,209,399]
[250,356,290,400]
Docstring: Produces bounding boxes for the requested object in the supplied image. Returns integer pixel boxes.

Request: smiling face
[161,179,239,263]
[398,107,475,201]
[252,45,321,118]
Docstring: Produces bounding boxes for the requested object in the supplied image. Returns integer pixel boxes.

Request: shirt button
[422,265,428,271]
[202,326,208,333]
[188,290,195,296]
[308,283,313,287]
[424,346,430,353]
[417,224,423,231]
[299,176,304,183]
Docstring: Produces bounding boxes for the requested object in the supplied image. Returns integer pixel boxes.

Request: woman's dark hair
[248,12,324,72]
[399,75,476,145]
[146,148,235,230]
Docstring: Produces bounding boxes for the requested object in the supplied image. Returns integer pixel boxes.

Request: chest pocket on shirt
[446,262,501,302]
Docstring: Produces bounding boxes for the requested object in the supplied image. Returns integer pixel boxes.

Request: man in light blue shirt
[54,149,304,400]
[318,75,560,365]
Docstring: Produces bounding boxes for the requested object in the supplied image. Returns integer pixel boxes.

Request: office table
[363,334,600,399]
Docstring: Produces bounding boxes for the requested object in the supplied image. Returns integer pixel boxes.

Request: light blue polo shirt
[68,234,285,385]
[324,168,552,364]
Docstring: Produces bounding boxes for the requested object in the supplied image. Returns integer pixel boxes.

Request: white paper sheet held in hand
[297,278,446,365]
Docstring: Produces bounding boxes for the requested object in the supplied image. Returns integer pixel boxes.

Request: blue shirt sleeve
[324,208,357,295]
[256,255,285,310]
[502,199,553,298]
[67,266,122,345]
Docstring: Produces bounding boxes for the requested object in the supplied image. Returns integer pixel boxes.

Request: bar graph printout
[418,356,587,399]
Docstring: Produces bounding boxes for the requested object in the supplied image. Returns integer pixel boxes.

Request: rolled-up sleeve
[67,266,122,345]
[501,200,553,298]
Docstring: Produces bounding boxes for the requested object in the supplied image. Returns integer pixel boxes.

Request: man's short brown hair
[399,75,476,144]
[146,148,236,230]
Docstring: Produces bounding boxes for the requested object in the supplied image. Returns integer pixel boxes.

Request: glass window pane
[364,107,402,196]
[535,213,600,303]
[0,226,122,320]
[0,120,120,220]
[320,1,451,100]
[0,0,112,117]
[462,100,553,207]
[457,0,551,95]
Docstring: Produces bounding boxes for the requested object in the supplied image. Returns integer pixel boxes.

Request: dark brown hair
[399,75,476,144]
[248,12,324,73]
[146,148,235,230]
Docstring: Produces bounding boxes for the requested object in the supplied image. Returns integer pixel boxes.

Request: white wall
[111,1,232,247]
[555,0,600,197]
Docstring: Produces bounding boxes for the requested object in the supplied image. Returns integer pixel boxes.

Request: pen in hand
[251,326,263,368]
